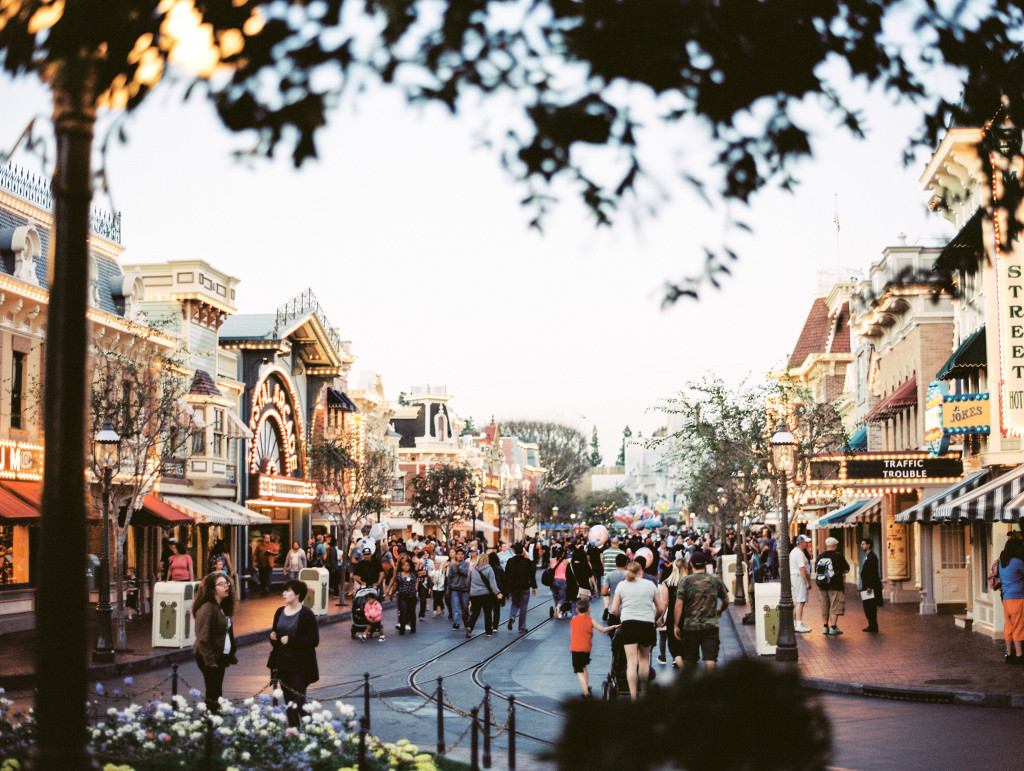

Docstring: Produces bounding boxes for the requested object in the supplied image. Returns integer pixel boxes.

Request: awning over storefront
[808,499,875,530]
[935,326,986,381]
[894,470,990,523]
[223,410,253,439]
[133,495,195,527]
[0,483,39,522]
[327,388,358,412]
[933,208,983,275]
[866,378,918,422]
[454,520,498,532]
[842,426,868,452]
[164,495,270,525]
[933,465,1024,522]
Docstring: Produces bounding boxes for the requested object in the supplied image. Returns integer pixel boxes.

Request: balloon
[655,501,670,514]
[358,536,376,554]
[633,547,653,567]
[588,524,609,548]
[369,522,388,542]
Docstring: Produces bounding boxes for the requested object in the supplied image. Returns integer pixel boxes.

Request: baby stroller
[351,587,377,639]
[601,626,628,700]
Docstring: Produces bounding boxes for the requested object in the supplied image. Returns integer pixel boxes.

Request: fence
[82,664,532,770]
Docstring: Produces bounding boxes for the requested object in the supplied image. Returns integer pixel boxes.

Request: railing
[273,288,344,353]
[0,162,122,243]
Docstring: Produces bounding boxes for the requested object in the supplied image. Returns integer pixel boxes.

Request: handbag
[541,558,563,587]
[570,562,592,600]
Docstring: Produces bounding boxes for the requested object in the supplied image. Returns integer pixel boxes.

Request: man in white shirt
[790,534,813,632]
[497,541,515,569]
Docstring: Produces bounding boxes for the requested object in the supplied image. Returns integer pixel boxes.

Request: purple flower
[94,683,105,695]
[123,677,134,686]
[189,688,202,699]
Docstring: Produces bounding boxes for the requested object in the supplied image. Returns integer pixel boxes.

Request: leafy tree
[397,392,409,407]
[530,485,582,529]
[616,425,633,467]
[589,426,602,467]
[308,436,394,602]
[501,420,589,491]
[582,488,630,527]
[408,464,478,545]
[460,416,477,436]
[88,332,197,653]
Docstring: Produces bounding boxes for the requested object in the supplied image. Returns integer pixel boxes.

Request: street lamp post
[93,418,120,663]
[552,505,558,539]
[509,497,518,544]
[470,494,479,547]
[732,472,747,606]
[770,422,798,663]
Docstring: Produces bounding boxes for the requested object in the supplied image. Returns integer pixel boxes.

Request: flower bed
[0,685,440,771]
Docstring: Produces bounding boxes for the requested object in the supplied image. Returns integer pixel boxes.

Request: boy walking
[570,599,617,696]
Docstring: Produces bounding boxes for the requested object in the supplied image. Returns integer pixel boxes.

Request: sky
[0,58,955,465]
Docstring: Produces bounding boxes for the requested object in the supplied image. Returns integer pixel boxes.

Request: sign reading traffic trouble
[845,456,964,481]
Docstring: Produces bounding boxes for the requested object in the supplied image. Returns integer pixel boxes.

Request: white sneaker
[794,622,811,633]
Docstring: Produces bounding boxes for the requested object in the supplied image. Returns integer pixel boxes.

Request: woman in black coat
[268,579,320,727]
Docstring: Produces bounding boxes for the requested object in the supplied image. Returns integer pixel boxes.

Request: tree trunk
[31,57,100,771]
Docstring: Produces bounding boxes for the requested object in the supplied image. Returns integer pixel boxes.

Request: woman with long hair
[192,572,237,711]
[166,541,194,582]
[609,561,666,700]
[998,536,1024,663]
[658,558,686,669]
[267,578,320,727]
[387,553,420,634]
[466,552,503,637]
[283,540,307,581]
[548,546,568,619]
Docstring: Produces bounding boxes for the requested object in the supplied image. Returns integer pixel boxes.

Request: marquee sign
[0,440,42,480]
[248,371,302,477]
[807,452,964,489]
[925,382,991,456]
[844,457,964,481]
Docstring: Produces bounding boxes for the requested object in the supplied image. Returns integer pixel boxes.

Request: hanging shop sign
[924,381,950,456]
[0,440,42,480]
[941,393,991,436]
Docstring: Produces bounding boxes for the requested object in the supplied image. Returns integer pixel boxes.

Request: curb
[723,604,1024,710]
[0,599,396,692]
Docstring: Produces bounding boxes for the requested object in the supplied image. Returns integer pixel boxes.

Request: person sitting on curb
[814,536,850,635]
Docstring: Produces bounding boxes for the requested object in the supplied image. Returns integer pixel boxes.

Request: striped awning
[808,499,867,530]
[933,465,1024,522]
[847,497,883,526]
[894,470,989,523]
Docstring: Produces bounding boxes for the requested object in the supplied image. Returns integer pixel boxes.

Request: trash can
[152,580,200,648]
[300,567,330,616]
[719,555,747,605]
[753,581,781,656]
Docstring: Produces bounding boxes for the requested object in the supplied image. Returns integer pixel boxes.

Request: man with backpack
[814,536,850,635]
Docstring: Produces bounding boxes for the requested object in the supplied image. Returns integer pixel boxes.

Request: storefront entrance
[933,523,968,611]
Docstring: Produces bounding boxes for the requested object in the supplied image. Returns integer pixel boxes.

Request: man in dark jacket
[858,538,883,633]
[447,548,472,629]
[504,543,538,632]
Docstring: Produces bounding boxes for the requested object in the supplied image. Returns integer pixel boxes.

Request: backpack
[310,549,324,568]
[815,555,835,588]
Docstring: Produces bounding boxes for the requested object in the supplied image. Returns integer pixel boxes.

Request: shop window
[940,524,966,570]
[213,408,224,457]
[10,350,24,430]
[976,523,989,595]
[0,525,29,584]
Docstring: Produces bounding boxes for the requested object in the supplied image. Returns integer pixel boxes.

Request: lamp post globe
[770,422,798,663]
[509,497,518,544]
[93,418,120,664]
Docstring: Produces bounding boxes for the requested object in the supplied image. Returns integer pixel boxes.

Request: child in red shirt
[570,599,616,696]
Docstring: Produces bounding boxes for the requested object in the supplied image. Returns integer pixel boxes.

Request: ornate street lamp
[552,505,559,538]
[470,493,479,546]
[93,418,120,663]
[770,422,798,663]
[509,497,518,543]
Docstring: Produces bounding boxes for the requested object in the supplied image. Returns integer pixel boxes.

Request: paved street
[7,584,1023,769]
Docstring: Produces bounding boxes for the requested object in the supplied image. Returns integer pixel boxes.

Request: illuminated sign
[248,374,300,477]
[0,440,42,480]
[807,452,963,488]
[845,457,964,481]
[941,393,991,436]
[924,381,949,456]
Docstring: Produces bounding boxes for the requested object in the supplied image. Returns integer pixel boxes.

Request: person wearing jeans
[505,543,538,632]
[447,548,472,629]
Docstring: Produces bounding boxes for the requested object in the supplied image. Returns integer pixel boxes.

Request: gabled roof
[189,369,223,398]
[788,296,851,369]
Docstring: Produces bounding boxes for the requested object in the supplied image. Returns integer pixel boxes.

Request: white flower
[240,752,251,762]
[272,688,284,700]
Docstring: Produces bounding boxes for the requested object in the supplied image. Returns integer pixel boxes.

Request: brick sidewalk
[729,582,1024,707]
[0,591,366,689]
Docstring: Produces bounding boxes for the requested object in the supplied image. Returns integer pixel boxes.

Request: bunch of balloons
[612,506,663,531]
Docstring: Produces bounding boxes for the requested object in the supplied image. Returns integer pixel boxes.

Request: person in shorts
[674,551,729,673]
[790,535,813,633]
[815,536,850,635]
[569,599,616,696]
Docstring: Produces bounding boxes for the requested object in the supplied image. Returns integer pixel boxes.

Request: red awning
[867,378,918,422]
[131,495,195,527]
[0,483,39,522]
